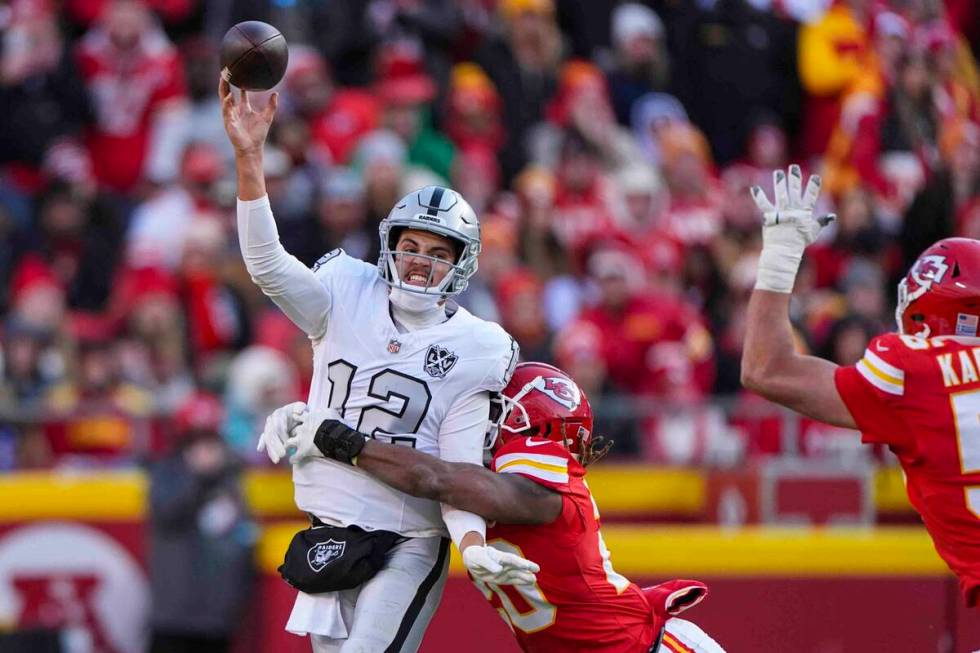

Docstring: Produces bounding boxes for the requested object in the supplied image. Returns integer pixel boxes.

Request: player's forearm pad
[313,419,367,464]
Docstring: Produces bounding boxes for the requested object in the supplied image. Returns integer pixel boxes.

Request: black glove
[313,419,367,465]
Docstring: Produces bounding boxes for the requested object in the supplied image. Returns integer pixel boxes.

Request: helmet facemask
[377,186,481,300]
[381,224,474,299]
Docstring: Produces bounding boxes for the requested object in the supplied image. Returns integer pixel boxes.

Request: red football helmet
[487,362,610,465]
[897,238,980,337]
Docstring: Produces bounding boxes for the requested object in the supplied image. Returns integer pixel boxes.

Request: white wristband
[441,506,486,549]
[754,243,803,293]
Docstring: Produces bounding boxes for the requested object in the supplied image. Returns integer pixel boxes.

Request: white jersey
[296,249,518,536]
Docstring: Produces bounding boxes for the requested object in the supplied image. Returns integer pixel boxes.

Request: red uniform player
[834,242,980,604]
[296,362,724,652]
[477,366,715,652]
[743,163,980,607]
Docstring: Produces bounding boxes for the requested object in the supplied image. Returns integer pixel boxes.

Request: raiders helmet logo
[308,539,346,572]
[530,376,581,410]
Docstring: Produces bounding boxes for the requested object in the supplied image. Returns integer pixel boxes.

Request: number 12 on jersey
[326,359,432,446]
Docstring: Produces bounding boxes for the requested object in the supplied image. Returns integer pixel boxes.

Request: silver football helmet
[378,186,481,297]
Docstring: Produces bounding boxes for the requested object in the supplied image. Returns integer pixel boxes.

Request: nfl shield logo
[308,539,346,572]
[388,339,401,354]
[424,345,458,378]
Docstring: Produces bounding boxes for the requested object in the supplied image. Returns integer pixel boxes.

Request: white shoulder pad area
[470,320,519,392]
[311,249,378,291]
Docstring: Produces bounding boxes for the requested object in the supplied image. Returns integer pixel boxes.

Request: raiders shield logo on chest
[424,345,458,378]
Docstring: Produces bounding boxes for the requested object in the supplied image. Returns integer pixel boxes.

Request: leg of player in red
[741,165,980,606]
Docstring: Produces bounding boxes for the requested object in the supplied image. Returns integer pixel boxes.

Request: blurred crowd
[0,0,977,469]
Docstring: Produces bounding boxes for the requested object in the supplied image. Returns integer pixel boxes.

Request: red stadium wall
[0,471,977,653]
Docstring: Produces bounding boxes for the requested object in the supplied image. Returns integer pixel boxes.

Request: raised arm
[219,77,331,339]
[739,166,856,428]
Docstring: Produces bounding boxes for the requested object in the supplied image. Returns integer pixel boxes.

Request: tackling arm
[358,440,563,525]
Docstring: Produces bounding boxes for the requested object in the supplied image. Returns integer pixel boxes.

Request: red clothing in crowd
[310,90,380,164]
[551,176,623,251]
[578,293,714,398]
[75,25,185,192]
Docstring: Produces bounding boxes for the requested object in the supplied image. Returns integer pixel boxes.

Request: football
[219,21,289,91]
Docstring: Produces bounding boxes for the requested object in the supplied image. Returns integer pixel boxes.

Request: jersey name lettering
[937,348,980,388]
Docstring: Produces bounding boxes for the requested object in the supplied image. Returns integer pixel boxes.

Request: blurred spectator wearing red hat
[126,141,224,271]
[550,129,626,251]
[284,45,379,166]
[8,256,66,339]
[148,392,255,653]
[179,218,251,363]
[658,124,725,248]
[75,0,188,194]
[102,265,198,415]
[445,63,504,155]
[532,60,643,176]
[148,37,236,184]
[0,1,93,194]
[495,268,552,362]
[375,40,455,181]
[577,240,715,402]
[553,318,642,456]
[918,19,979,126]
[10,180,122,317]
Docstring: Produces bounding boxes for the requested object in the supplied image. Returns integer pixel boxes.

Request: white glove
[257,402,307,464]
[462,545,540,586]
[283,408,342,464]
[751,164,835,293]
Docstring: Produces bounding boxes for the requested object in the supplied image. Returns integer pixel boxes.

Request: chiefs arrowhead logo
[911,255,949,288]
[530,376,581,410]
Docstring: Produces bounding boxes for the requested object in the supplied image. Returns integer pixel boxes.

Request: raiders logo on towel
[308,539,346,572]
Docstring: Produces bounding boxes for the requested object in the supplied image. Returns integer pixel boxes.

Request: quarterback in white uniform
[220,79,536,652]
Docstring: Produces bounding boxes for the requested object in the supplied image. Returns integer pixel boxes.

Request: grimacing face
[394,229,457,288]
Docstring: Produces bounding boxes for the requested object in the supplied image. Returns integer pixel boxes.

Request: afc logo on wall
[0,523,149,653]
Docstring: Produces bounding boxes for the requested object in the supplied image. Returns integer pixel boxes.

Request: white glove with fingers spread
[284,408,343,464]
[257,402,307,464]
[752,164,835,293]
[463,544,540,586]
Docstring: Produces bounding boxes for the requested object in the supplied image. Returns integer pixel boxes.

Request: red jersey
[76,27,186,192]
[482,437,657,652]
[578,293,714,399]
[835,332,980,605]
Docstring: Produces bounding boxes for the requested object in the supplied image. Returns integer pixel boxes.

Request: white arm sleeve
[237,196,331,339]
[438,390,490,547]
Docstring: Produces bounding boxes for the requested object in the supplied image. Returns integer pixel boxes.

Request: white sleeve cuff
[441,506,486,549]
[237,195,271,209]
